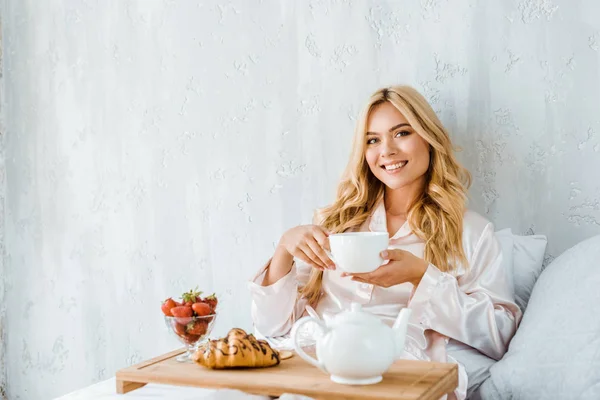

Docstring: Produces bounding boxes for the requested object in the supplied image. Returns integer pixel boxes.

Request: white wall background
[1,0,600,399]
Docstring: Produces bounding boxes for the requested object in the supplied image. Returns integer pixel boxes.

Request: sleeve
[407,222,522,360]
[247,258,312,337]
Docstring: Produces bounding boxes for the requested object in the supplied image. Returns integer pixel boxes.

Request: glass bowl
[164,314,217,362]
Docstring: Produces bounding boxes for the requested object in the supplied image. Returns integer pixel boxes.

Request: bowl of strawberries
[161,287,219,362]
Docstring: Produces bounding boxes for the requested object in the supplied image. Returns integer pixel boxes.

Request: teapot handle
[290,316,328,374]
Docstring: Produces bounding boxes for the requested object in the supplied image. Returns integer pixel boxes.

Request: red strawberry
[186,320,208,336]
[161,298,177,316]
[181,287,202,306]
[171,306,193,325]
[174,322,186,337]
[204,293,218,312]
[183,333,201,345]
[192,302,211,316]
[171,306,193,317]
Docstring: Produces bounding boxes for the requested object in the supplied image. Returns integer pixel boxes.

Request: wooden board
[115,348,458,400]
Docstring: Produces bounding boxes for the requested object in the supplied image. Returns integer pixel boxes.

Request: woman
[248,85,521,400]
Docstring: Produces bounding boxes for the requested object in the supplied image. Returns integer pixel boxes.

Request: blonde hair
[300,85,472,305]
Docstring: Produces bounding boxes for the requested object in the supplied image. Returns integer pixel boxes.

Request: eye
[395,130,411,137]
[366,137,378,145]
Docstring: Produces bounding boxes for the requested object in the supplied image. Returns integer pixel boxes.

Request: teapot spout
[392,308,412,359]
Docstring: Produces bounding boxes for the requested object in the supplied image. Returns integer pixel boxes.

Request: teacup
[327,232,389,273]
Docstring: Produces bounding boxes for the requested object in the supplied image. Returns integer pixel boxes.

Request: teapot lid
[330,302,383,328]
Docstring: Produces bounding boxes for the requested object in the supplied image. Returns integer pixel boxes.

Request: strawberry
[192,302,211,316]
[181,287,202,306]
[174,322,186,337]
[171,306,193,317]
[186,319,208,336]
[204,293,218,312]
[171,306,193,325]
[161,298,177,316]
[183,333,201,344]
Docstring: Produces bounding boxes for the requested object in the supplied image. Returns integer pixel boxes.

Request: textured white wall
[2,0,600,399]
[0,5,6,399]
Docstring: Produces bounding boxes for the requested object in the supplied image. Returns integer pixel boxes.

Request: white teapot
[290,303,412,385]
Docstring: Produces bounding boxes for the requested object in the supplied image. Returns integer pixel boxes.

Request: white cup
[327,232,389,273]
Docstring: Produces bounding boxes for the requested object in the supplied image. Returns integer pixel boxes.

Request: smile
[381,161,408,173]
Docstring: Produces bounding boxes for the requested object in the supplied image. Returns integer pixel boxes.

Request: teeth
[384,161,407,171]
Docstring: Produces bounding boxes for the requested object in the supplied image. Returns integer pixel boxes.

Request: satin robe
[248,200,522,400]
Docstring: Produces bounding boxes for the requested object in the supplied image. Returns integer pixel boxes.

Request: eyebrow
[366,123,411,135]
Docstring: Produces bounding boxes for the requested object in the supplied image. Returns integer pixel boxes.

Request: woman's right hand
[278,225,335,270]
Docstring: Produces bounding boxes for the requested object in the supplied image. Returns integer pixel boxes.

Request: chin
[383,181,411,190]
[372,171,424,191]
[374,176,411,190]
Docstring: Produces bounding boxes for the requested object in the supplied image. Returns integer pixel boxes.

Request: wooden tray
[116,348,458,400]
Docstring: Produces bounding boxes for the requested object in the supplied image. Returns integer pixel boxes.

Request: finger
[307,238,335,269]
[355,268,387,284]
[292,250,324,271]
[322,236,331,252]
[299,244,327,269]
[347,271,373,280]
[351,276,370,284]
[381,248,406,260]
[312,226,331,251]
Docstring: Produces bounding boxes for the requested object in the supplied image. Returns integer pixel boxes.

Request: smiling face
[364,102,431,192]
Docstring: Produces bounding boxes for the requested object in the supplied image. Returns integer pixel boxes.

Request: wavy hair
[300,85,472,305]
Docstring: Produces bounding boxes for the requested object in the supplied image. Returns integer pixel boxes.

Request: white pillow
[478,234,600,400]
[452,229,547,397]
[448,345,496,398]
[495,229,516,298]
[496,228,547,311]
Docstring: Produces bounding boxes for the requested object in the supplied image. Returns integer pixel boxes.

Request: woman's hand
[278,225,335,270]
[341,249,428,287]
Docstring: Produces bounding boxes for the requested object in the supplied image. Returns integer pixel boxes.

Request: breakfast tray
[115,348,458,400]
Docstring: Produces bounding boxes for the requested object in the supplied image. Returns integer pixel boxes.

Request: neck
[384,178,426,217]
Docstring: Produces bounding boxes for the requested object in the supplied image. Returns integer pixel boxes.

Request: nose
[380,138,398,158]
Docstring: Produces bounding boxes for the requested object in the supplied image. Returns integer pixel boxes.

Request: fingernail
[381,250,388,258]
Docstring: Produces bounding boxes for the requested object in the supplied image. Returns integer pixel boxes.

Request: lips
[381,161,408,172]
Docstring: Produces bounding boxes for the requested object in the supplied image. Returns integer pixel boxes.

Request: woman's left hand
[341,249,429,288]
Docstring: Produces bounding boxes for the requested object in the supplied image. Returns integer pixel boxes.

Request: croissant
[192,328,281,369]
